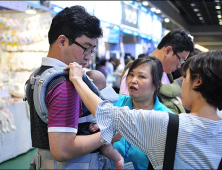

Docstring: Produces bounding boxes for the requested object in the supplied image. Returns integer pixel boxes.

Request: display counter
[0,101,32,163]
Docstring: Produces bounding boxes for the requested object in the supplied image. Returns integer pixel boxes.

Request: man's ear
[57,35,66,49]
[164,46,172,56]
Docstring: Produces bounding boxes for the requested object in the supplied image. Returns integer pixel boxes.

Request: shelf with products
[0,10,53,163]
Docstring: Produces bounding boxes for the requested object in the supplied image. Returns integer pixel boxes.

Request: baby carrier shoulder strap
[24,66,115,124]
[148,113,179,170]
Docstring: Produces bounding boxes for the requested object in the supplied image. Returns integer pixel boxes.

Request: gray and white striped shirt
[96,101,222,169]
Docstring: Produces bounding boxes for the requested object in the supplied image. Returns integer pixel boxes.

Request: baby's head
[86,70,106,91]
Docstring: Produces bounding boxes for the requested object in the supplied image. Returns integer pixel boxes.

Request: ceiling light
[215,0,220,2]
[190,3,195,7]
[150,7,156,12]
[197,13,201,16]
[164,18,170,23]
[194,44,209,52]
[218,15,222,18]
[193,8,199,12]
[217,11,221,14]
[199,17,203,20]
[155,9,161,14]
[219,22,222,25]
[142,1,149,6]
[215,6,221,9]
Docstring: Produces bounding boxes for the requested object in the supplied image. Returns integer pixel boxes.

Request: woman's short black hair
[127,56,163,102]
[48,5,103,45]
[182,50,222,110]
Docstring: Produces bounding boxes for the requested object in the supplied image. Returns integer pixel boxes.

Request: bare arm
[100,144,122,162]
[64,62,103,117]
[49,132,103,161]
[100,144,124,169]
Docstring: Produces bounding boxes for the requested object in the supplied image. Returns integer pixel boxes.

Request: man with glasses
[27,6,112,169]
[120,29,194,114]
[150,29,194,114]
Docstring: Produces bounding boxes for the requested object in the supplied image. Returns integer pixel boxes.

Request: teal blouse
[112,94,174,169]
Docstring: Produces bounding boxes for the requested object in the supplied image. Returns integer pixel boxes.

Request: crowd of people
[26,5,222,170]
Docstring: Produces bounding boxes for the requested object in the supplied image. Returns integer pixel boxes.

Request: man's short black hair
[157,28,194,53]
[48,5,103,45]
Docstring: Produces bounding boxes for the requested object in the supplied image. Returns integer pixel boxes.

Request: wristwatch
[101,138,109,145]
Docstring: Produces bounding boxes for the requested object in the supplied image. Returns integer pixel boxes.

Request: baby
[86,70,124,170]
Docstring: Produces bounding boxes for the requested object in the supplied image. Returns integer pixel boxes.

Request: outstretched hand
[63,62,84,83]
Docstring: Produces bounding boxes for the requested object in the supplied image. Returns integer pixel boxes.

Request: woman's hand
[64,62,84,83]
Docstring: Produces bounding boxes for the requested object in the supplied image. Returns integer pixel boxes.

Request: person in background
[27,6,112,169]
[105,58,114,78]
[113,58,124,93]
[120,29,194,114]
[97,58,107,78]
[66,50,222,170]
[174,48,202,88]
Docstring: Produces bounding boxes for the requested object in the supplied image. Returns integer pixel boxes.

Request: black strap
[218,158,222,170]
[162,113,179,169]
[148,113,179,170]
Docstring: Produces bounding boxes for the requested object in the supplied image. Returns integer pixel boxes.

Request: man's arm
[49,132,103,161]
[46,79,102,161]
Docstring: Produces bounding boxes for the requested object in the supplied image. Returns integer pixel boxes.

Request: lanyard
[124,140,131,159]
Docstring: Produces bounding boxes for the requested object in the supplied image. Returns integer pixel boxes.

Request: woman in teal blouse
[112,56,174,169]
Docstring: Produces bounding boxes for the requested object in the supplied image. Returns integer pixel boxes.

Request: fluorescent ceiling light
[215,6,221,9]
[155,9,161,14]
[150,7,156,12]
[193,8,199,12]
[142,1,149,6]
[164,18,170,23]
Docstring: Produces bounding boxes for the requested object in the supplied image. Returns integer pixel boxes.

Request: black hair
[182,50,222,110]
[138,53,147,59]
[48,5,103,45]
[157,28,194,53]
[127,56,163,102]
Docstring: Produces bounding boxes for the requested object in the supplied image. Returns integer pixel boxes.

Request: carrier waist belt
[34,149,101,169]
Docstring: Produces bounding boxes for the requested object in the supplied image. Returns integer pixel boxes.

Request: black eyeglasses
[172,49,186,65]
[66,36,96,56]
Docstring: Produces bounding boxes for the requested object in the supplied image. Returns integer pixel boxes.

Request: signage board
[138,11,152,35]
[122,2,138,29]
[152,15,162,40]
[100,21,120,44]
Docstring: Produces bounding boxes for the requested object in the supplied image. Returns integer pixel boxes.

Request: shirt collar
[41,57,67,67]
